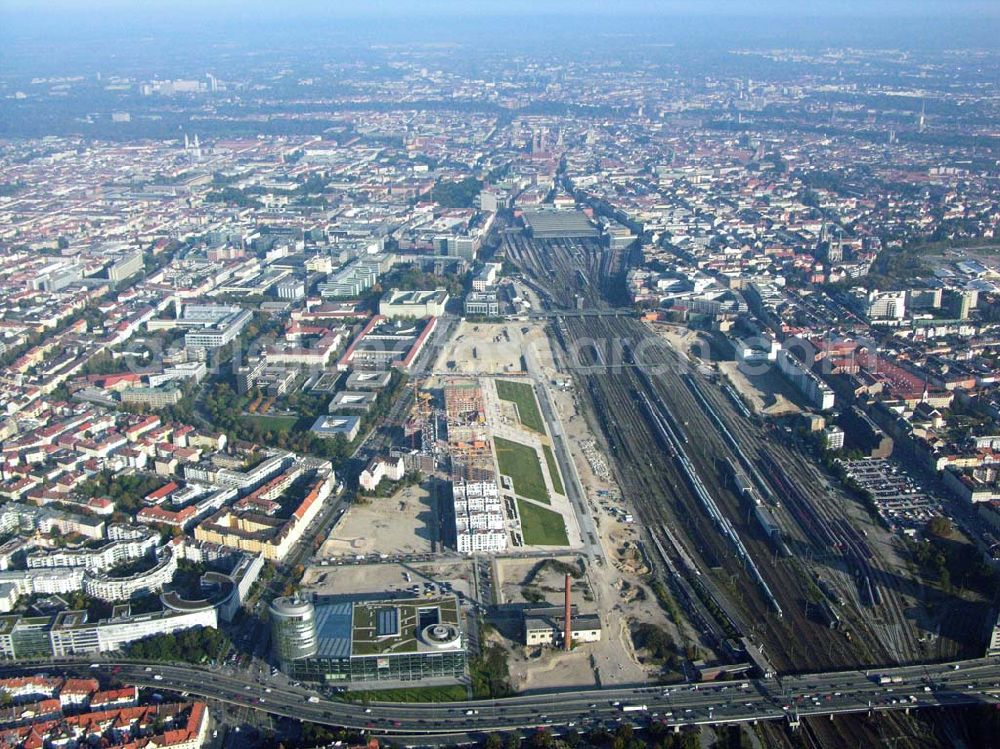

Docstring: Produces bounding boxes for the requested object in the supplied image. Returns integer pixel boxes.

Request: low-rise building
[522,605,602,648]
[464,291,500,317]
[379,288,449,319]
[310,415,361,442]
[359,456,405,492]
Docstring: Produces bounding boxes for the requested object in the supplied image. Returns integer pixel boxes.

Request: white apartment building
[26,529,158,573]
[82,546,178,602]
[866,289,907,320]
[453,479,507,554]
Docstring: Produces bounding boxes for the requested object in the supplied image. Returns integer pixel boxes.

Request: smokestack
[563,573,572,652]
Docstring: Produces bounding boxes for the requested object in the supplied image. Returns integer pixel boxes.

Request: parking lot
[840,458,942,529]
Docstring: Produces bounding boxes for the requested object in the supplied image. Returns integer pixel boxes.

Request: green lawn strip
[542,444,564,495]
[496,380,545,433]
[346,685,468,703]
[517,499,569,546]
[241,414,298,432]
[494,436,549,504]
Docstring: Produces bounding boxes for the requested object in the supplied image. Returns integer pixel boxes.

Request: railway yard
[279,226,991,748]
[500,228,993,746]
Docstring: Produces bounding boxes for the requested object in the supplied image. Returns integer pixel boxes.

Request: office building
[107,251,144,284]
[472,263,502,292]
[276,279,306,300]
[180,305,253,350]
[464,291,500,317]
[379,288,449,319]
[328,390,378,414]
[865,290,906,321]
[270,597,320,670]
[0,606,217,659]
[272,595,466,685]
[310,415,361,442]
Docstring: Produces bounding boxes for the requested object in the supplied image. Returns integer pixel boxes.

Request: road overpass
[4,657,1000,743]
[524,308,635,319]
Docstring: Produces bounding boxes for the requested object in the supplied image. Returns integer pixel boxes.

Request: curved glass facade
[269,597,318,665]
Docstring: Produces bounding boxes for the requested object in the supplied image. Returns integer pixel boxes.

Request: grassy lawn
[517,499,569,546]
[496,379,545,433]
[241,413,299,432]
[494,437,549,504]
[542,444,564,495]
[346,685,468,703]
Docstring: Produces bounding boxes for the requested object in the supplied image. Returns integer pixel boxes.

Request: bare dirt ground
[302,558,476,602]
[491,556,671,690]
[431,320,553,377]
[652,323,713,360]
[718,360,802,416]
[317,484,434,558]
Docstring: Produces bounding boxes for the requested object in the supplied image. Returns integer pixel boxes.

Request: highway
[5,657,1000,742]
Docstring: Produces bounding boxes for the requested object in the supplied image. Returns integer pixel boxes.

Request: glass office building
[272,595,466,684]
[269,597,319,669]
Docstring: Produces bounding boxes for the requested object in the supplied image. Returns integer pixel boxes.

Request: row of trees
[202,381,352,462]
[124,625,230,665]
[271,722,712,749]
[77,471,166,514]
[478,722,709,749]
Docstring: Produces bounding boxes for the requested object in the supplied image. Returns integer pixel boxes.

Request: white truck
[621,704,647,713]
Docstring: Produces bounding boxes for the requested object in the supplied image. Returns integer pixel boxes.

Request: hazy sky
[2,0,997,59]
[4,0,999,16]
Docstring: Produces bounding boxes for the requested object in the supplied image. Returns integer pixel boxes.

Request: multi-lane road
[6,657,1000,743]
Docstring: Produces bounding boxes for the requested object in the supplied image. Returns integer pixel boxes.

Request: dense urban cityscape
[0,2,999,748]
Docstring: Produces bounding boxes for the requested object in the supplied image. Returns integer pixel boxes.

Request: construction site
[296,227,990,747]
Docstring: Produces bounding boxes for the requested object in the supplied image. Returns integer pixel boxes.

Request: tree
[927,516,953,538]
[528,729,554,749]
[503,733,522,749]
[429,176,482,209]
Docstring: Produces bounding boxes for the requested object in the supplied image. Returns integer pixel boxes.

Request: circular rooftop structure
[421,622,461,650]
[161,571,235,613]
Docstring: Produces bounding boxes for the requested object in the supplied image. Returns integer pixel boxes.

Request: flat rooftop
[311,595,462,660]
[523,210,599,239]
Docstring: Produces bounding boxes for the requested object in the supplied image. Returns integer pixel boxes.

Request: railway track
[511,233,925,672]
[693,363,924,664]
